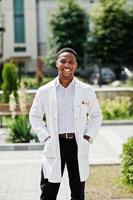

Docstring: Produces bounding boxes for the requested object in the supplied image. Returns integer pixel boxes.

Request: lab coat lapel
[49,78,58,133]
[74,78,82,133]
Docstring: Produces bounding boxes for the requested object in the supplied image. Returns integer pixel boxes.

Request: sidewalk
[0,150,70,200]
[0,150,133,200]
[0,125,133,200]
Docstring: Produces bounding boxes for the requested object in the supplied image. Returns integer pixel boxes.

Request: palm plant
[8,115,37,143]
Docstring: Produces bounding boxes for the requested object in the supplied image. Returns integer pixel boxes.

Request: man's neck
[59,77,73,88]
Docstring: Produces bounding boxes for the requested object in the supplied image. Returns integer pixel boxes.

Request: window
[14,47,26,52]
[13,0,25,43]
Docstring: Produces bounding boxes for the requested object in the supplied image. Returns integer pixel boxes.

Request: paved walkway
[0,150,70,200]
[0,125,133,200]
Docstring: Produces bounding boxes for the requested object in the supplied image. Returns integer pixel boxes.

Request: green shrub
[100,97,133,120]
[0,62,4,89]
[1,62,18,103]
[8,115,37,143]
[120,137,133,191]
[125,77,133,87]
[21,76,54,89]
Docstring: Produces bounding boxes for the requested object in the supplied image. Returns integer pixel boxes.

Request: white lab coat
[29,77,102,183]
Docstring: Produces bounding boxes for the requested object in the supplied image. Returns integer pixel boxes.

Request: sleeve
[84,88,102,142]
[29,89,49,143]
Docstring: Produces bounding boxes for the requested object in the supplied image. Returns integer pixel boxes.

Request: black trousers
[40,137,85,200]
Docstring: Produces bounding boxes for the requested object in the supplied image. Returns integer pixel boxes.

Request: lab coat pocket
[80,137,90,156]
[44,138,55,159]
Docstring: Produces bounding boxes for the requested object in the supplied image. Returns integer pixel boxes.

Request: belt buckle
[66,133,73,139]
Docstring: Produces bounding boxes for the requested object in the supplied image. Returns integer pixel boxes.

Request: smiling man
[29,47,102,200]
[56,48,77,86]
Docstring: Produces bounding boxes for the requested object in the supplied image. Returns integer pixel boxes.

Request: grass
[85,165,133,200]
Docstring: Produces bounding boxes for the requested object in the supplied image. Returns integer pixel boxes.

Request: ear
[75,62,77,70]
[56,60,58,68]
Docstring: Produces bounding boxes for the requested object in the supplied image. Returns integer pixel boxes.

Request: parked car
[89,67,116,85]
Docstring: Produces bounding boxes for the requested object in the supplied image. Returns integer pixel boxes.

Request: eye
[69,61,74,64]
[60,59,66,64]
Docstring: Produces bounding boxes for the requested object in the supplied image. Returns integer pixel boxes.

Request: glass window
[14,47,26,52]
[13,0,25,43]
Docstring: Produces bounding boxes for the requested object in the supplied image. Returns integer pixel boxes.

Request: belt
[59,133,75,139]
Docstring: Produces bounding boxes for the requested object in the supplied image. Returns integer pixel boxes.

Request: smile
[64,69,71,72]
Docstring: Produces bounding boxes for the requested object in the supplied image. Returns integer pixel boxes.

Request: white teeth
[64,69,70,72]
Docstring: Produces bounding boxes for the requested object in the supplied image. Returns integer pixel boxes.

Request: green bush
[21,76,54,89]
[124,77,133,87]
[100,97,133,120]
[1,62,18,103]
[8,115,37,143]
[120,137,133,191]
[0,62,4,89]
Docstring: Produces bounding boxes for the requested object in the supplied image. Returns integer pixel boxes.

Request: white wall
[2,0,14,60]
[24,0,37,59]
[37,0,57,55]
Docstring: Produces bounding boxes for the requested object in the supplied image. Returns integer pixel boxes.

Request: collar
[56,76,75,88]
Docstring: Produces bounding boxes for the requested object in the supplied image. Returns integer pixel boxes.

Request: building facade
[1,0,96,73]
[1,0,37,73]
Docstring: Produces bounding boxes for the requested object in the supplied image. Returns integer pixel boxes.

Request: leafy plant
[8,115,37,143]
[100,97,133,120]
[1,61,18,103]
[120,137,133,191]
[21,76,54,89]
[124,77,133,87]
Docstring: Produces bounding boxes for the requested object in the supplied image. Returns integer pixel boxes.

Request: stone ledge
[102,120,133,126]
[0,143,43,151]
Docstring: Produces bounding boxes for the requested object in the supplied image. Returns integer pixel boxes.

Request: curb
[1,121,133,129]
[102,120,133,126]
[0,143,43,151]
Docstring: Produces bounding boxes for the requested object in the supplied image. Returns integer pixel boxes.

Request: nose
[64,62,70,68]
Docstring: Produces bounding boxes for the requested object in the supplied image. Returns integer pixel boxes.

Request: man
[29,47,102,200]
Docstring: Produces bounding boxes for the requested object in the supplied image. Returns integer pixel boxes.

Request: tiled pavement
[0,125,133,200]
[0,151,70,200]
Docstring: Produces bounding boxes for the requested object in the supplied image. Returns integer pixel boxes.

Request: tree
[88,0,133,71]
[1,61,18,103]
[47,0,89,68]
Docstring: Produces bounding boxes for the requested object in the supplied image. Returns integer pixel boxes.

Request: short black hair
[56,47,77,58]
